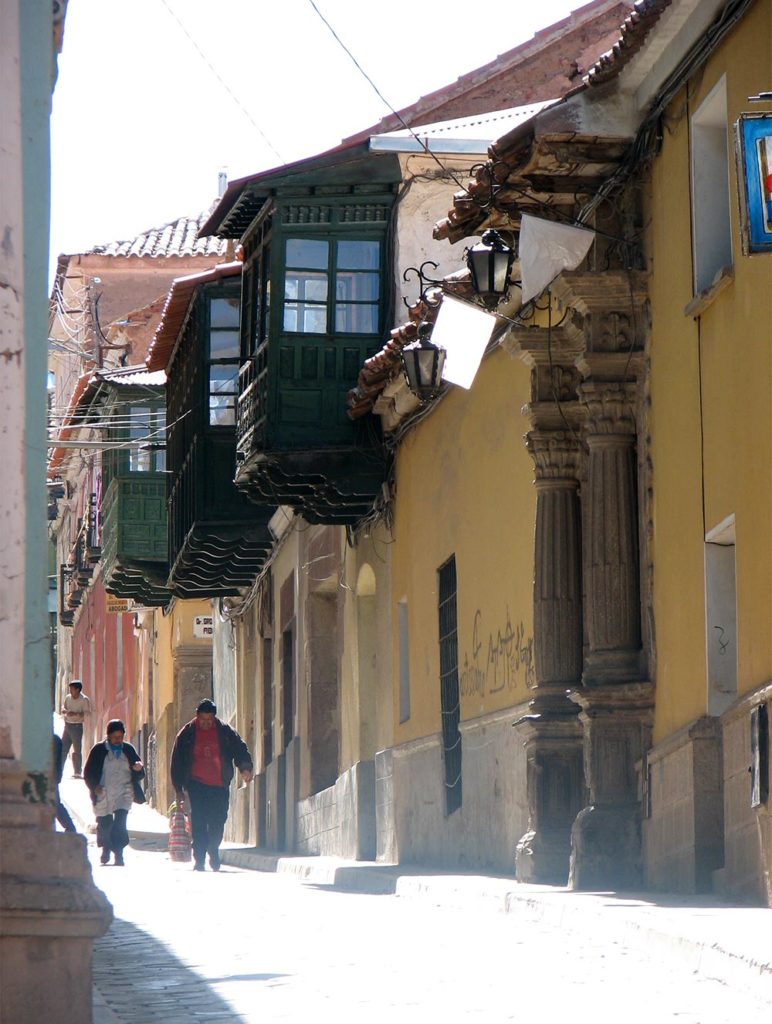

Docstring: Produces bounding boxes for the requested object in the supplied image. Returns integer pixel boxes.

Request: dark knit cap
[196,699,217,714]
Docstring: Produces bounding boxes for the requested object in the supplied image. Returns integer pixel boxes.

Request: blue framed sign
[735,113,772,254]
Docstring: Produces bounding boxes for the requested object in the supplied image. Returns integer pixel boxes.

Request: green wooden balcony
[101,474,171,606]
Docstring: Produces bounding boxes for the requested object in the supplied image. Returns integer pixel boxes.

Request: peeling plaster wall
[394,152,484,314]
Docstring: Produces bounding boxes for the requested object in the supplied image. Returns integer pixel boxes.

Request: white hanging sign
[432,295,497,391]
[519,213,595,303]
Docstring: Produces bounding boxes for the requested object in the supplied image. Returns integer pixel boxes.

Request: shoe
[113,851,124,866]
[100,848,110,865]
[193,862,205,872]
[209,851,221,872]
[72,773,82,779]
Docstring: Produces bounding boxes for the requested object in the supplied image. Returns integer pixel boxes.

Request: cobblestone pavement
[89,843,772,1024]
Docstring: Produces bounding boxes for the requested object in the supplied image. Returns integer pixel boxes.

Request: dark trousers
[96,808,129,854]
[187,781,230,865]
[55,786,77,832]
[61,723,84,774]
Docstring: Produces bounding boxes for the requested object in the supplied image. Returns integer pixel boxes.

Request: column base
[516,826,573,885]
[0,757,113,1024]
[568,803,642,891]
[514,705,585,886]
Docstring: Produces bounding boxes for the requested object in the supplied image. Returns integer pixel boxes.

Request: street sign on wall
[106,594,133,614]
[193,615,214,638]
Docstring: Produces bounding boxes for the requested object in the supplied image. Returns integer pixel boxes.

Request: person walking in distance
[84,720,145,866]
[61,679,91,777]
[170,699,253,871]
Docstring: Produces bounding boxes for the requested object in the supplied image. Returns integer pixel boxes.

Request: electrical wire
[158,0,285,164]
[305,0,472,194]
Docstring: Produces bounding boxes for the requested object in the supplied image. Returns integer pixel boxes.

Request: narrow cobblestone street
[90,842,772,1024]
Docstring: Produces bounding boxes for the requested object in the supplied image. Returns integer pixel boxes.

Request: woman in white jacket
[83,720,145,866]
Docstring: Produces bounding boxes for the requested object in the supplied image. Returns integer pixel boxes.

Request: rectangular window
[398,598,410,724]
[750,705,769,808]
[438,556,462,815]
[705,515,737,716]
[262,637,273,766]
[208,292,241,426]
[283,237,381,336]
[126,405,165,473]
[282,627,295,750]
[691,77,733,294]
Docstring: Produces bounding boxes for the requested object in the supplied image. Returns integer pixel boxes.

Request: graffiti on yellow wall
[460,608,534,698]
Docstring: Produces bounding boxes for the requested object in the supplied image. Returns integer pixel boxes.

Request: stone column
[581,382,642,683]
[0,758,113,1024]
[1,6,112,1022]
[515,432,586,884]
[569,382,653,890]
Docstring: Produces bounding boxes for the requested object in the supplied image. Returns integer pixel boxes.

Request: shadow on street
[94,916,287,1022]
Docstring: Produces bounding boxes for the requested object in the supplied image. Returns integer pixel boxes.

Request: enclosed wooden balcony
[201,149,400,524]
[148,263,276,597]
[101,473,171,606]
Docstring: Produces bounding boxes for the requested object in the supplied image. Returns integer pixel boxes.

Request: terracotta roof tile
[146,261,242,373]
[347,279,476,421]
[83,212,228,260]
[586,0,674,86]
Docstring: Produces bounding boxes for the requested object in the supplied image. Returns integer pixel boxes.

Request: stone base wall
[264,754,286,852]
[720,683,772,906]
[643,716,723,893]
[224,776,254,845]
[389,706,528,873]
[148,701,177,816]
[375,748,397,863]
[295,760,375,859]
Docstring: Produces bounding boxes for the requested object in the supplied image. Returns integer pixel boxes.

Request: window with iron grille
[282,626,295,751]
[438,555,462,815]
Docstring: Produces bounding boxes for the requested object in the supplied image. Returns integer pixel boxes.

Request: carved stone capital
[526,431,583,483]
[550,270,648,319]
[579,381,639,437]
[532,362,582,405]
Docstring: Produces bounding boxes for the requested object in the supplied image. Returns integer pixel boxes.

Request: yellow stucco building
[643,0,772,903]
[424,0,771,901]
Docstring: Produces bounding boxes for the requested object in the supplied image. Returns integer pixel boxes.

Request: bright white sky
[50,0,590,266]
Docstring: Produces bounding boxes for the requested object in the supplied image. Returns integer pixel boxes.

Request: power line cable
[158,0,285,164]
[305,0,471,193]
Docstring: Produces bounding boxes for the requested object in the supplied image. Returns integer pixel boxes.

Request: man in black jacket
[170,699,253,871]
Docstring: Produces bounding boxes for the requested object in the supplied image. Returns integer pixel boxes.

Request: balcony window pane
[209,365,238,426]
[284,302,327,334]
[335,271,379,302]
[337,240,380,270]
[210,328,239,359]
[286,238,328,269]
[285,270,327,302]
[210,296,240,328]
[335,302,379,334]
[129,405,151,472]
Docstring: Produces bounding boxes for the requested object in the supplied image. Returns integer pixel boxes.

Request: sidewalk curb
[220,847,772,1002]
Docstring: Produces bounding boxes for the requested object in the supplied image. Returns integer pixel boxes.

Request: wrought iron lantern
[402,322,446,401]
[465,229,515,305]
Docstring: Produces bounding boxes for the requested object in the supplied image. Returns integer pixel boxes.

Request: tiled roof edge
[586,0,674,86]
